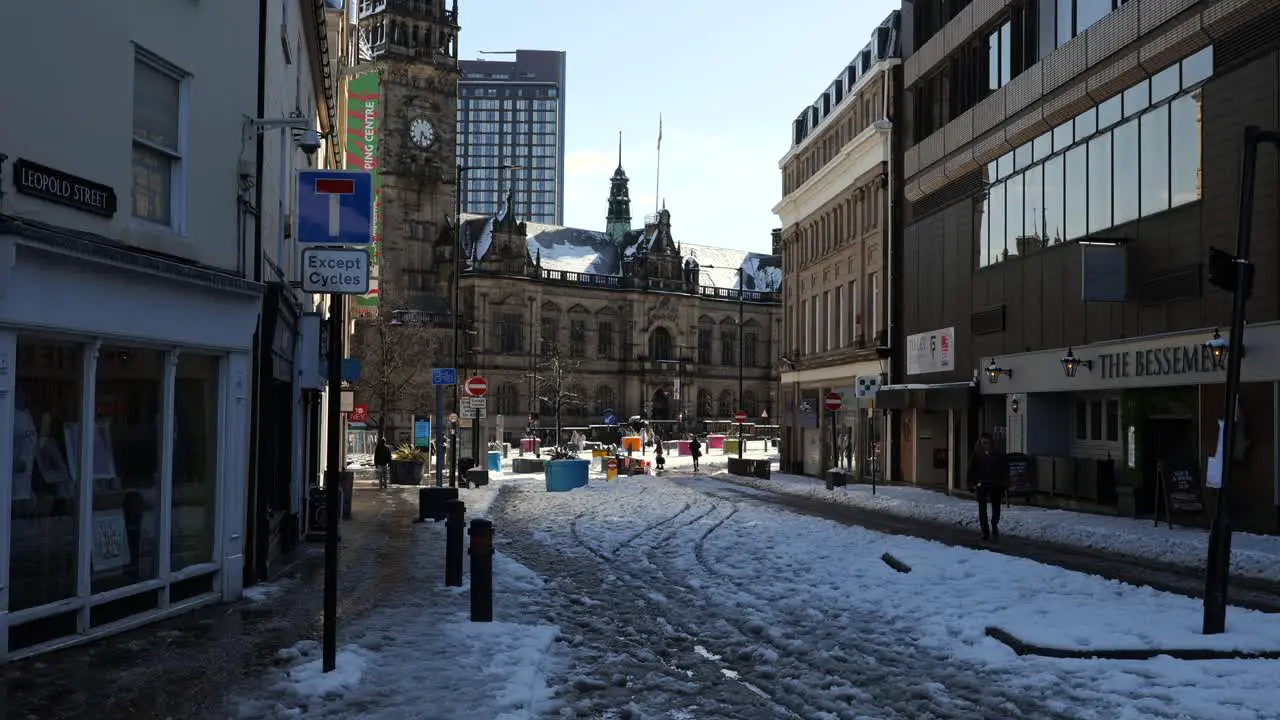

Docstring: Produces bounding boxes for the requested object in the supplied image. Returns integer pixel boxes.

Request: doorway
[1142,417,1197,516]
[651,389,671,421]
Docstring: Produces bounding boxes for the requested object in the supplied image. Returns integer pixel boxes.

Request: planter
[512,457,546,473]
[707,434,726,450]
[545,459,590,492]
[390,459,424,486]
[487,450,503,472]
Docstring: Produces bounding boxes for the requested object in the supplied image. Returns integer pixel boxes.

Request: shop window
[1105,399,1120,442]
[11,338,83,611]
[1089,401,1103,440]
[1075,396,1121,444]
[89,347,164,595]
[172,354,220,572]
[1075,399,1088,440]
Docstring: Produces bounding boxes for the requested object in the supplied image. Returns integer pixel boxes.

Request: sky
[458,0,901,254]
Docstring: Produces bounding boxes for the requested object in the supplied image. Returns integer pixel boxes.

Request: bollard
[445,499,466,587]
[468,518,495,622]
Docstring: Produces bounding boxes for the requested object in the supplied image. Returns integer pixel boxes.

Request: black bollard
[468,518,494,622]
[445,499,466,587]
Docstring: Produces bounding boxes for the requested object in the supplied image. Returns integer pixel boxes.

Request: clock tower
[356,0,460,309]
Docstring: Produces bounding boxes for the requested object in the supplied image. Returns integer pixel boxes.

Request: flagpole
[655,113,662,214]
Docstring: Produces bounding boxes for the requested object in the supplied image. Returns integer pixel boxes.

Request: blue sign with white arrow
[432,368,457,386]
[296,170,373,246]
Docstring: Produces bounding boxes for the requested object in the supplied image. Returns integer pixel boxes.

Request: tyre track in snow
[490,488,798,718]
[652,479,1130,720]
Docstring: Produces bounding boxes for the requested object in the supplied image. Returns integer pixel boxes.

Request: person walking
[654,443,666,473]
[689,437,702,473]
[967,432,1008,541]
[374,435,392,489]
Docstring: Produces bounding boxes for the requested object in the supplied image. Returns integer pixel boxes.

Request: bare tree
[533,341,585,453]
[350,299,442,438]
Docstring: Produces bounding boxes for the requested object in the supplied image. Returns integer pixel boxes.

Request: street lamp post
[455,163,524,484]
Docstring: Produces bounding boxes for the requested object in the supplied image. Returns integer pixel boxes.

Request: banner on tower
[345,71,382,315]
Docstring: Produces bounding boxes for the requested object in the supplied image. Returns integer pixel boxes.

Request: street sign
[603,410,616,425]
[431,368,457,385]
[464,397,487,409]
[464,376,488,397]
[348,405,368,423]
[461,397,488,418]
[301,247,370,294]
[824,392,843,412]
[733,410,747,423]
[448,412,459,424]
[413,417,431,448]
[854,375,881,399]
[341,358,362,383]
[296,170,373,246]
[760,410,769,419]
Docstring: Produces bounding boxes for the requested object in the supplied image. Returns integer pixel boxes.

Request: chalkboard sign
[1166,465,1203,512]
[1154,461,1204,528]
[1005,453,1034,496]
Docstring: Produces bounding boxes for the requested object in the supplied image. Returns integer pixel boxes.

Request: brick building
[893,0,1280,532]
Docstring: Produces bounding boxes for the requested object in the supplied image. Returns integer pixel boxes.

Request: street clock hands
[409,117,435,149]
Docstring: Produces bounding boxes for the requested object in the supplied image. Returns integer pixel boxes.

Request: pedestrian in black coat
[374,436,392,489]
[967,433,1007,541]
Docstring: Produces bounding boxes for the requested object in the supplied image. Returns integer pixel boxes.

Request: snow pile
[723,470,1280,585]
[501,475,1280,718]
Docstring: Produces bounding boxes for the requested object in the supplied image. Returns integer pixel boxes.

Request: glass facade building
[458,49,566,225]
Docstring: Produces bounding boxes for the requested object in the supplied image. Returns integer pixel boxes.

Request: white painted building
[0,0,341,660]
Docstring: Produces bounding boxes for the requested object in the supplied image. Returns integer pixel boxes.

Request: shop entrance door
[1143,417,1197,516]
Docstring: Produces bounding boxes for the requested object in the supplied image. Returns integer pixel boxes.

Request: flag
[657,113,663,151]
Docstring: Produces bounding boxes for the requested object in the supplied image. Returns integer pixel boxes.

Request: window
[497,384,520,415]
[597,320,615,359]
[1170,92,1203,206]
[1105,399,1120,442]
[1064,145,1088,241]
[497,312,523,354]
[172,353,220,571]
[11,339,83,611]
[540,316,558,356]
[697,325,713,364]
[799,299,808,353]
[1089,400,1103,440]
[744,331,760,367]
[132,51,186,230]
[833,286,844,348]
[820,290,830,352]
[568,320,586,358]
[1023,164,1043,254]
[648,327,672,361]
[848,280,860,344]
[979,189,993,266]
[1005,172,1022,260]
[1140,105,1170,215]
[1087,133,1112,233]
[870,272,881,341]
[988,181,1006,263]
[721,328,737,366]
[1042,154,1065,244]
[594,385,616,416]
[1112,118,1140,225]
[1074,399,1088,440]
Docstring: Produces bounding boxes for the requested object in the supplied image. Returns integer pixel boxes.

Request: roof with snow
[458,211,782,292]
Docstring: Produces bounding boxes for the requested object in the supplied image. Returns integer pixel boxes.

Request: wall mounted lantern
[1205,329,1230,364]
[985,359,1012,384]
[1060,347,1093,378]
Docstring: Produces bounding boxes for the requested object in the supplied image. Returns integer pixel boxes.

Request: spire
[606,130,633,243]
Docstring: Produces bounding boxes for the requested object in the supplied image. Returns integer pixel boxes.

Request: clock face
[409,117,435,148]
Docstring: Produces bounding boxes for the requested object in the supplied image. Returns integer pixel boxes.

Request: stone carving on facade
[647,296,678,326]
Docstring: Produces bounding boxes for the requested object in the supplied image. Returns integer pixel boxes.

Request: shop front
[780,360,887,479]
[979,324,1280,534]
[0,228,261,660]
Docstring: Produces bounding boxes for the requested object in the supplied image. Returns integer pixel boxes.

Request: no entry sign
[824,392,843,412]
[733,410,747,423]
[464,376,488,397]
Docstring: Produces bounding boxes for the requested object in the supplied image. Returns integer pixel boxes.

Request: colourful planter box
[545,459,590,492]
[621,436,642,452]
[676,440,691,456]
[486,451,502,472]
[707,435,726,450]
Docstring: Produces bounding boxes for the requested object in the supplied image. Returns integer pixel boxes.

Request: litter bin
[487,450,502,472]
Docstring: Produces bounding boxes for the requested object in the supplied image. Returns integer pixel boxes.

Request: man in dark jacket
[374,435,392,489]
[967,433,1007,541]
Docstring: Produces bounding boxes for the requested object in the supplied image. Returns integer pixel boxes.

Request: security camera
[296,130,322,157]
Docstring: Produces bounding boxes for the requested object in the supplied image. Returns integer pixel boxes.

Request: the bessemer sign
[1096,343,1225,379]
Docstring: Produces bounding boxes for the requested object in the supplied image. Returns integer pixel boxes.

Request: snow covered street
[241,471,1280,719]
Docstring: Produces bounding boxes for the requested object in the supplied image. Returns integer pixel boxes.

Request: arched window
[717,390,736,418]
[697,389,713,417]
[496,384,520,415]
[648,326,673,361]
[566,385,587,415]
[594,385,616,416]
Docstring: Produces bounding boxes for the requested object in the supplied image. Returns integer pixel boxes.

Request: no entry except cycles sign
[464,376,488,397]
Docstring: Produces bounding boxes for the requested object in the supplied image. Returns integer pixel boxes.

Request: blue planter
[545,459,590,492]
[487,450,502,473]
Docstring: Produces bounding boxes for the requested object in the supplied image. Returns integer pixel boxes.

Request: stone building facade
[450,154,782,442]
[774,11,901,479]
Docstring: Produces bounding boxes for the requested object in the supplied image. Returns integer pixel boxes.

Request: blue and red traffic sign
[296,170,373,246]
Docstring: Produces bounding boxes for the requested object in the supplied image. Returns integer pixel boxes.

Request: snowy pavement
[240,471,1280,719]
[720,469,1280,585]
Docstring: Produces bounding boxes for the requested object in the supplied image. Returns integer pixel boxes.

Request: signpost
[733,410,747,423]
[297,169,373,675]
[463,376,488,473]
[432,368,457,487]
[824,392,843,481]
